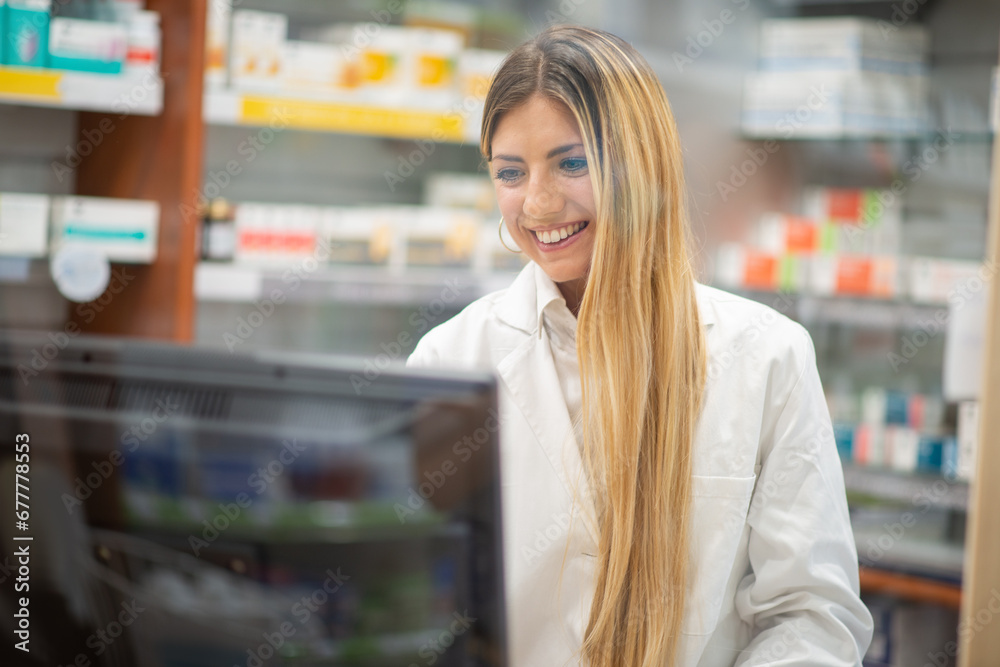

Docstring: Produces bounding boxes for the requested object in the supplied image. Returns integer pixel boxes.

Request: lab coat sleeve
[732,324,873,666]
[406,334,440,369]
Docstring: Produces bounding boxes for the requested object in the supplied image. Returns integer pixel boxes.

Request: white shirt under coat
[407,261,874,666]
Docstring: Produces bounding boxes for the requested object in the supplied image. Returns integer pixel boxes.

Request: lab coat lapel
[495,264,599,545]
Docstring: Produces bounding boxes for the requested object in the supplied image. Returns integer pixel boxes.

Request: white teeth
[536,222,587,244]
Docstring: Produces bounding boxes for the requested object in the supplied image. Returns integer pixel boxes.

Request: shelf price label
[239,95,465,142]
[0,67,62,103]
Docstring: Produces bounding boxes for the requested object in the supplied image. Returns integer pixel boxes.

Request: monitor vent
[111,382,231,421]
[228,394,413,435]
[62,376,116,409]
[0,369,114,409]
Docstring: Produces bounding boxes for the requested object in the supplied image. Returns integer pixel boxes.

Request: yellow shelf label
[240,96,465,142]
[0,67,62,101]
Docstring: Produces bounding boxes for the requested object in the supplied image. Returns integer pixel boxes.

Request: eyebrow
[492,143,584,162]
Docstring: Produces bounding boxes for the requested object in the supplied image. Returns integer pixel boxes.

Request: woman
[407,24,873,666]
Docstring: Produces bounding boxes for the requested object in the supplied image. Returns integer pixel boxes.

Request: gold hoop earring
[498,217,522,254]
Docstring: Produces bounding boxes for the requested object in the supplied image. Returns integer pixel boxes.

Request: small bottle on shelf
[124,10,160,73]
[201,198,236,262]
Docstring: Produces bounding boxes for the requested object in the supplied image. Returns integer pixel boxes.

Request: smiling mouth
[532,221,589,245]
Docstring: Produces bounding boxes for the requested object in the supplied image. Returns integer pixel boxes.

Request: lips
[532,221,589,244]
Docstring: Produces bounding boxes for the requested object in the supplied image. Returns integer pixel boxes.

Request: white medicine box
[50,196,159,263]
[230,10,287,91]
[0,193,50,257]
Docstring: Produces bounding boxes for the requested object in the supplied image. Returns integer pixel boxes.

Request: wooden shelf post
[69,0,206,341]
[957,28,1000,667]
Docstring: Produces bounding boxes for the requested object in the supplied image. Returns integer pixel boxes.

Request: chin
[537,262,588,286]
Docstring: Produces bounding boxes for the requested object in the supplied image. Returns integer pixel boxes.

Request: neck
[558,278,586,317]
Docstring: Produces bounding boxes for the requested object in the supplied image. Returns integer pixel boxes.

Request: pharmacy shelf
[127,496,467,544]
[740,129,993,143]
[859,566,962,609]
[857,536,964,580]
[765,0,940,8]
[0,65,163,115]
[135,518,463,545]
[203,88,474,143]
[195,261,521,306]
[843,463,968,511]
[727,288,947,329]
[309,627,483,663]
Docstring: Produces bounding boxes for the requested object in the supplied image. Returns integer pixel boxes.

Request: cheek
[494,188,522,219]
[566,179,596,214]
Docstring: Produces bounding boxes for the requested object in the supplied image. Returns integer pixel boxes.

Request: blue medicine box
[0,2,6,65]
[5,0,51,68]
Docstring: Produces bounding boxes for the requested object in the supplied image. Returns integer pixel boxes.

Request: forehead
[492,95,583,154]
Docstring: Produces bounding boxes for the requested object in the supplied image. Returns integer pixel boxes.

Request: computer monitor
[0,332,506,667]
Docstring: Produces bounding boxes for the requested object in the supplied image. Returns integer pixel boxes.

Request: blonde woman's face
[491,94,597,289]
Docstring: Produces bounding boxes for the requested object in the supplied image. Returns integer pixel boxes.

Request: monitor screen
[0,332,506,667]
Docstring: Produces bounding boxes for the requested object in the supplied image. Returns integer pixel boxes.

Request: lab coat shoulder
[407,268,535,372]
[696,281,810,377]
[692,283,816,476]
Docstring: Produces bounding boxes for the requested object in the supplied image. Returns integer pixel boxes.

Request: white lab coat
[407,261,873,666]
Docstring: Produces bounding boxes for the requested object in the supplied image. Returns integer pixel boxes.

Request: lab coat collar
[533,262,570,340]
[495,261,717,335]
[495,296,601,546]
[494,262,541,336]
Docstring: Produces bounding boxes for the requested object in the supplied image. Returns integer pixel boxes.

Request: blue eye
[494,168,520,183]
[561,157,588,173]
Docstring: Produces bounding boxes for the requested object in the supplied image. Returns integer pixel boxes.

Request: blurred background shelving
[0,1,998,665]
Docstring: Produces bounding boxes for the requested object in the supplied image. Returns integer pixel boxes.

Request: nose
[522,174,565,220]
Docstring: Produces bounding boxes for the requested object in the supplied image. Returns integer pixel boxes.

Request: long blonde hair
[481,25,707,666]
